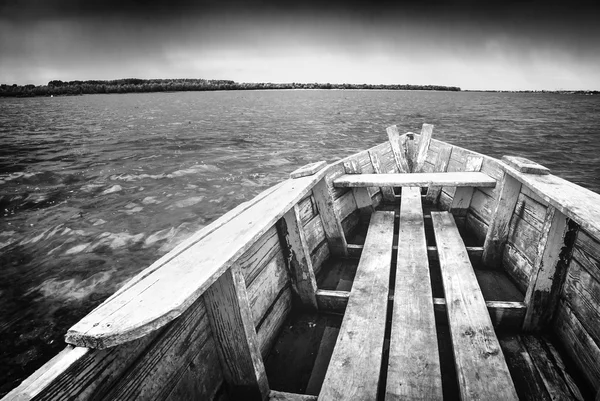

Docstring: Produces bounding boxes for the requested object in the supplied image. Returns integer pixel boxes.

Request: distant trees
[0,78,463,97]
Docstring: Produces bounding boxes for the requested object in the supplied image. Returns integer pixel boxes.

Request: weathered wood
[270,390,318,401]
[425,144,453,203]
[563,258,600,346]
[498,335,551,401]
[514,191,547,232]
[522,206,569,331]
[334,190,358,221]
[257,288,292,359]
[345,150,374,212]
[433,299,527,330]
[316,289,350,313]
[503,163,600,241]
[279,205,319,309]
[369,150,396,202]
[449,155,484,218]
[501,156,550,175]
[386,125,410,173]
[466,212,489,243]
[320,211,395,400]
[297,195,318,226]
[347,243,483,263]
[290,161,328,179]
[540,337,585,401]
[508,213,543,266]
[333,172,496,188]
[502,243,534,293]
[553,301,600,392]
[67,173,327,349]
[521,336,582,400]
[204,266,269,400]
[312,170,349,257]
[414,123,433,172]
[247,251,288,327]
[387,187,442,400]
[303,215,327,254]
[431,211,518,400]
[240,227,282,288]
[482,172,522,268]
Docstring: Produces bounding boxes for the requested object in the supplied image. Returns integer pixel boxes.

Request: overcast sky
[1,0,599,90]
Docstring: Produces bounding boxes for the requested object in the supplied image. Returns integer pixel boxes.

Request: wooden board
[290,161,328,179]
[386,125,410,173]
[425,144,453,203]
[414,123,433,172]
[482,172,522,268]
[369,150,396,202]
[522,206,569,331]
[319,211,395,400]
[387,187,442,400]
[433,299,527,331]
[553,301,600,391]
[431,211,518,400]
[503,163,600,241]
[67,172,328,349]
[333,172,496,188]
[204,266,269,400]
[279,205,319,309]
[501,156,550,175]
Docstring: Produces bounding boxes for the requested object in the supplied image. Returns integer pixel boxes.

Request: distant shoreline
[1,78,597,97]
[1,78,463,97]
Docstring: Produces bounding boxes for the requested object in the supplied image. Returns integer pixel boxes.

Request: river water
[1,90,599,394]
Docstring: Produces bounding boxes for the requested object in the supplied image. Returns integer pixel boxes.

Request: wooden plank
[386,125,410,173]
[297,195,317,227]
[304,215,327,254]
[67,173,327,349]
[316,289,350,313]
[482,172,522,268]
[414,123,433,172]
[554,301,600,392]
[540,337,585,401]
[425,144,452,203]
[311,241,330,276]
[431,211,518,400]
[564,258,600,345]
[290,161,328,179]
[466,212,489,243]
[312,169,349,257]
[270,390,318,400]
[369,150,395,202]
[498,335,551,401]
[387,187,443,400]
[514,192,547,232]
[334,190,357,221]
[204,266,269,400]
[433,299,527,330]
[247,251,289,327]
[320,211,395,400]
[257,288,292,359]
[502,243,534,293]
[507,214,542,265]
[522,206,569,331]
[239,226,281,287]
[333,171,496,188]
[503,163,600,241]
[449,155,484,218]
[521,336,580,400]
[501,156,550,175]
[279,205,319,309]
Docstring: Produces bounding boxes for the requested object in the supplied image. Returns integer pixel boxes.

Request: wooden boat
[4,124,600,400]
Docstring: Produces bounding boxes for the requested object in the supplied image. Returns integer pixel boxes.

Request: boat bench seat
[332,171,496,188]
[386,186,443,399]
[431,211,519,400]
[319,211,395,400]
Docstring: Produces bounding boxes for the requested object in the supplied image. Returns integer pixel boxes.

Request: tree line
[0,78,461,97]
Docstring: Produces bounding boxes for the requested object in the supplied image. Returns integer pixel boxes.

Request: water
[0,90,599,394]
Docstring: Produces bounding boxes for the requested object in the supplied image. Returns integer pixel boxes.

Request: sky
[1,0,599,91]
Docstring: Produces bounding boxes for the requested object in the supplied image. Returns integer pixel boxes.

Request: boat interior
[5,124,600,401]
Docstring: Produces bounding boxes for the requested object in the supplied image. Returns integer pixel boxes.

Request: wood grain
[320,211,395,400]
[387,187,442,400]
[333,172,496,188]
[431,211,518,400]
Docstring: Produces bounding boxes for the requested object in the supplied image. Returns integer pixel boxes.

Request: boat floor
[264,198,593,400]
